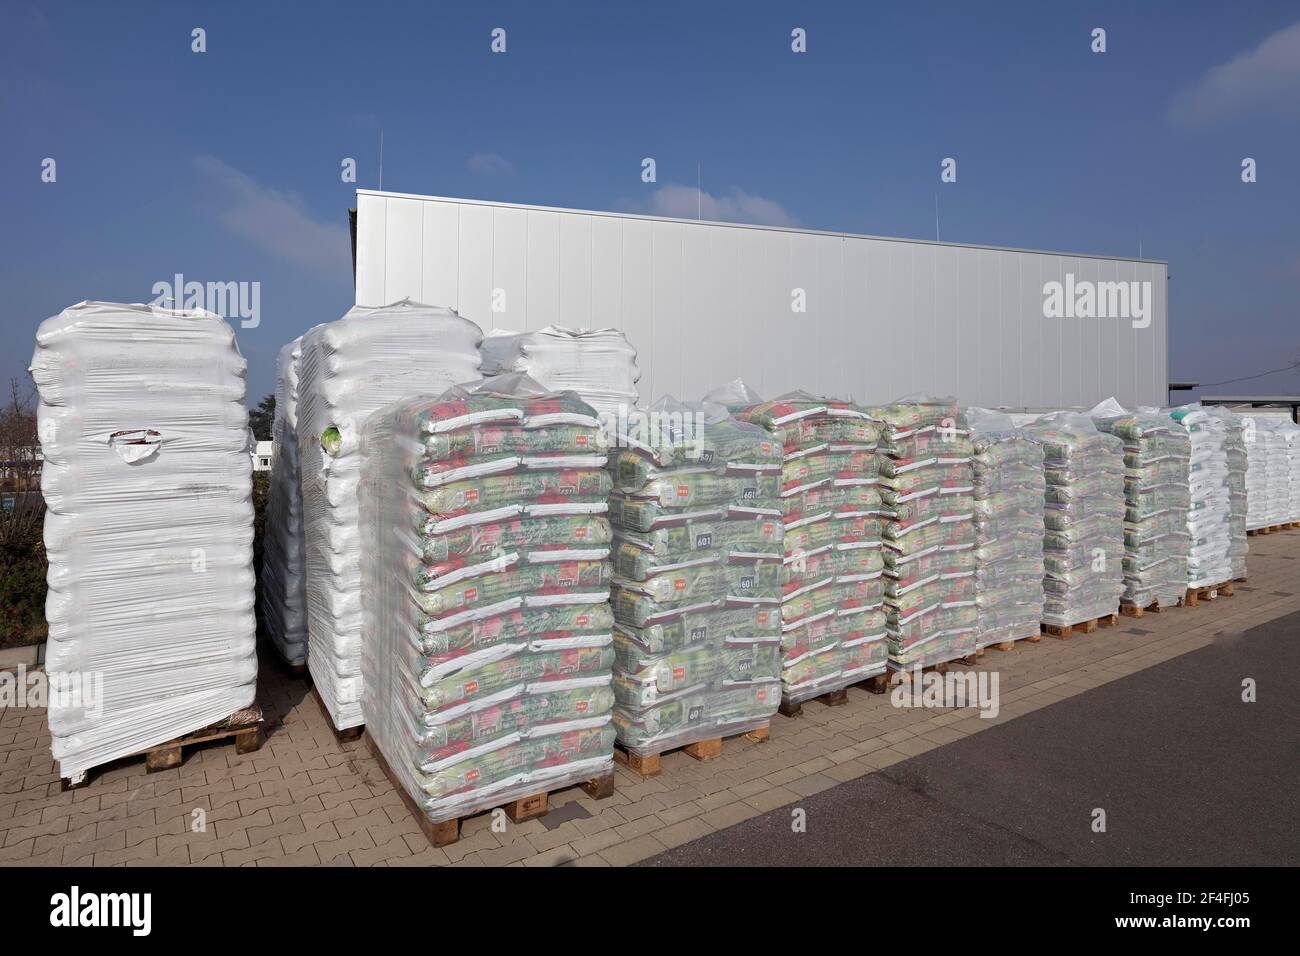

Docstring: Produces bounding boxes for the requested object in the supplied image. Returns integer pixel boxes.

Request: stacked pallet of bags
[1090,399,1190,611]
[709,384,887,705]
[1020,412,1125,627]
[1222,412,1250,578]
[1168,405,1234,587]
[606,398,784,755]
[480,326,640,427]
[298,300,481,730]
[31,301,257,782]
[965,408,1045,648]
[260,336,309,666]
[1271,419,1300,523]
[359,376,616,825]
[1244,418,1272,530]
[867,398,977,672]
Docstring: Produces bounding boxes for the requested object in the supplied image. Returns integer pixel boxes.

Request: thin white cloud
[467,152,514,175]
[1168,19,1300,126]
[622,183,799,227]
[194,155,351,278]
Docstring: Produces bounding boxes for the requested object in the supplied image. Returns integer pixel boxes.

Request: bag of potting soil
[414,683,616,767]
[613,679,780,750]
[780,449,878,493]
[412,636,616,710]
[417,723,617,804]
[629,472,780,509]
[612,545,721,582]
[416,513,613,564]
[416,601,614,659]
[613,638,782,706]
[409,387,603,436]
[422,422,608,463]
[864,397,963,437]
[614,604,779,656]
[614,516,783,561]
[416,560,612,617]
[417,468,613,518]
[781,545,884,585]
[781,482,885,521]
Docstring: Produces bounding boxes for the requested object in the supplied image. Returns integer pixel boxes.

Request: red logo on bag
[757,689,768,702]
[464,587,477,602]
[577,435,589,445]
[466,769,481,782]
[672,667,685,681]
[758,611,769,624]
[576,700,589,713]
[576,614,589,626]
[576,527,586,539]
[762,522,773,535]
[465,489,479,503]
[464,680,479,694]
[674,578,686,591]
[676,485,689,498]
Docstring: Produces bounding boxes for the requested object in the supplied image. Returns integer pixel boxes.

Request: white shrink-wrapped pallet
[260,337,309,666]
[30,301,257,781]
[607,397,784,755]
[1244,417,1272,531]
[1169,404,1234,586]
[480,326,640,425]
[1021,412,1125,627]
[298,300,481,730]
[1090,399,1190,611]
[966,408,1046,648]
[1285,422,1300,523]
[359,378,616,826]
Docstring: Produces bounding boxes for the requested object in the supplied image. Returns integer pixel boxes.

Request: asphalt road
[646,611,1300,866]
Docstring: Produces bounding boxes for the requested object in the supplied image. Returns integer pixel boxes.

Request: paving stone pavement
[3,530,1298,867]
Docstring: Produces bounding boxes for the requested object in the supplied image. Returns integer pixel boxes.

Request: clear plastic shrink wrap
[260,337,309,665]
[30,301,257,780]
[1020,412,1125,627]
[607,396,783,755]
[708,382,888,703]
[1168,404,1235,587]
[1089,398,1190,610]
[865,398,978,671]
[298,300,481,730]
[1221,411,1249,579]
[965,408,1046,648]
[480,326,640,426]
[359,376,615,823]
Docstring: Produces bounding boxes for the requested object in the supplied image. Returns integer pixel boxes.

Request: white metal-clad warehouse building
[353,189,1168,410]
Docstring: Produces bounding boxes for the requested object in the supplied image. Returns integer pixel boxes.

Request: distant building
[252,440,273,472]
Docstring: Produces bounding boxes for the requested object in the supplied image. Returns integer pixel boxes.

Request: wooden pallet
[311,685,364,742]
[1179,581,1234,607]
[779,686,850,718]
[366,734,614,848]
[1247,524,1296,536]
[61,705,265,790]
[856,671,892,695]
[1041,613,1119,640]
[1120,599,1165,619]
[614,722,771,778]
[887,660,951,685]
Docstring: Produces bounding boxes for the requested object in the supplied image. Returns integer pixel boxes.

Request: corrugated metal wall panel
[353,191,1169,410]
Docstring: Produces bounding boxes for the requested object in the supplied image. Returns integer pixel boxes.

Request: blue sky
[3,0,1298,405]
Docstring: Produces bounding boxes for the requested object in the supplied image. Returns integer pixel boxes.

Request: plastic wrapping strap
[417,641,528,688]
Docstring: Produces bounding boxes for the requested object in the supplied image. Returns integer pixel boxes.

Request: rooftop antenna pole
[379,130,384,191]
